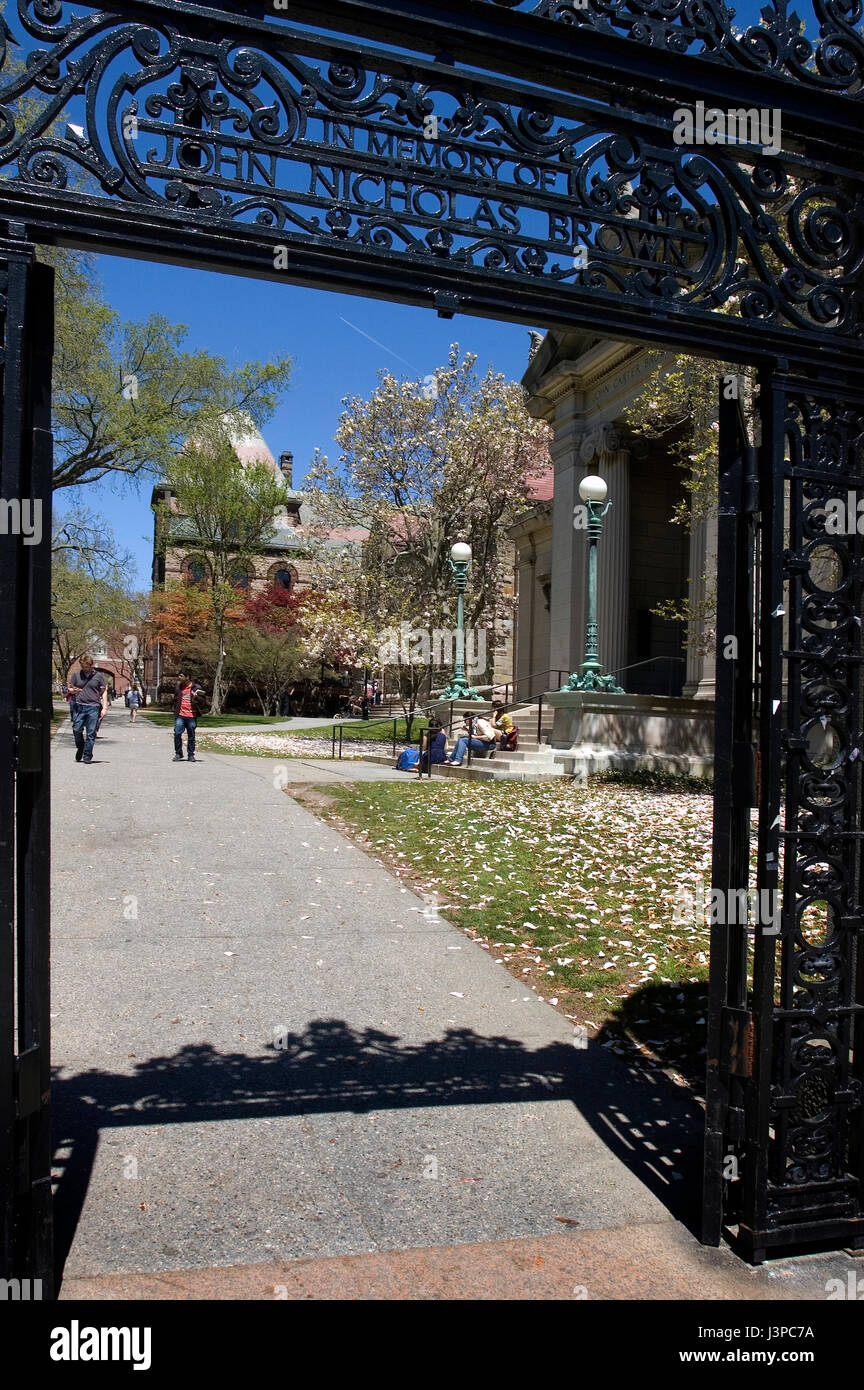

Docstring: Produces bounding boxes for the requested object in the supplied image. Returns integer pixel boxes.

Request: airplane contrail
[338,316,416,369]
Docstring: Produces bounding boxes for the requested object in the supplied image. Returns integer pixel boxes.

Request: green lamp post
[561,474,625,694]
[441,538,483,701]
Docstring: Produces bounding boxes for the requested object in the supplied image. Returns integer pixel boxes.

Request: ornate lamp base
[440,678,483,701]
[560,666,624,694]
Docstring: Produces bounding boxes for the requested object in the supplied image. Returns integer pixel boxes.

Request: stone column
[593,446,630,682]
[549,401,586,687]
[684,508,717,698]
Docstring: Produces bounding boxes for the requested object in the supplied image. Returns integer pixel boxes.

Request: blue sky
[71,255,539,588]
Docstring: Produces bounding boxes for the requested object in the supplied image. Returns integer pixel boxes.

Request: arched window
[230,564,250,590]
[274,568,294,591]
[186,558,206,587]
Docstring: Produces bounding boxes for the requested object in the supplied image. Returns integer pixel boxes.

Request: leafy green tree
[47,246,293,491]
[158,428,289,711]
[51,558,137,684]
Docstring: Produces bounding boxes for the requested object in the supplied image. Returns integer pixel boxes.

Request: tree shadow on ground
[52,1015,705,1284]
[603,981,710,1098]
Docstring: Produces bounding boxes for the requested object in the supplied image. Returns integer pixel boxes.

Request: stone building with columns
[510,329,716,704]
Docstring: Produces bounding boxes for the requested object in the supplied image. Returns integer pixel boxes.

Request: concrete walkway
[50,707,857,1298]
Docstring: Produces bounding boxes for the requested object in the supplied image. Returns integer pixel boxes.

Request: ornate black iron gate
[0,236,54,1292]
[0,0,862,1284]
[706,370,864,1259]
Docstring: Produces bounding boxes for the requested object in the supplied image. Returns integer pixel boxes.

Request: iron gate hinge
[743,448,759,513]
[15,1045,42,1118]
[16,708,43,772]
[720,1007,755,1078]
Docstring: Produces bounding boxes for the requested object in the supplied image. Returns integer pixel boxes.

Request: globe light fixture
[441,536,482,701]
[561,473,625,694]
[450,539,472,565]
[579,475,608,504]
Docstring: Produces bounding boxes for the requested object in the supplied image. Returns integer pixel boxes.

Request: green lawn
[295,776,714,1085]
[288,716,429,742]
[139,712,428,743]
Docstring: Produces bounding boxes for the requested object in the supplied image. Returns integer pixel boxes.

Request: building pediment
[522,331,668,426]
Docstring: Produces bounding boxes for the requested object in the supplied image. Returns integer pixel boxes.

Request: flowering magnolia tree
[303,346,551,726]
[295,581,377,674]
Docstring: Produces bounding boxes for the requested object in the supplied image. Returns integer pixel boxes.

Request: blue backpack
[396,746,420,771]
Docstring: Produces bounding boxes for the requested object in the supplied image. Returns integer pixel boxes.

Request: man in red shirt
[173,673,206,762]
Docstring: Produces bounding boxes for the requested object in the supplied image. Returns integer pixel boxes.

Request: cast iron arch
[1,0,863,1291]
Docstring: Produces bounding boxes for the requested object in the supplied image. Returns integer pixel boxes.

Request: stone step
[361,752,561,782]
[487,749,556,763]
[432,761,557,782]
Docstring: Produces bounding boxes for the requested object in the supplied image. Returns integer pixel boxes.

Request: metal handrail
[608,654,686,698]
[326,699,449,761]
[609,654,686,676]
[497,668,566,705]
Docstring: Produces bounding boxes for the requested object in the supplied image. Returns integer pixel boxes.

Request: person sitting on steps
[490,700,517,754]
[419,716,448,772]
[445,712,496,766]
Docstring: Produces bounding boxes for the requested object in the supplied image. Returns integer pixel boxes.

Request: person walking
[127,686,141,723]
[67,655,109,764]
[173,673,205,762]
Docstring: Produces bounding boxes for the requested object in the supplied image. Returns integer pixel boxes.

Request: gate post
[0,228,54,1293]
[704,360,864,1259]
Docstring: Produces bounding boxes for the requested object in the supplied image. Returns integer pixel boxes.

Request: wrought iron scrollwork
[0,3,860,347]
[769,384,864,1218]
[484,0,864,95]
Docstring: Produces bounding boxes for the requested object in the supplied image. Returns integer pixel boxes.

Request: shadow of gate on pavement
[51,1019,704,1283]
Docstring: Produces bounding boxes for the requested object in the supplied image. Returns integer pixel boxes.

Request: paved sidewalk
[50,708,856,1298]
[58,1222,858,1301]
